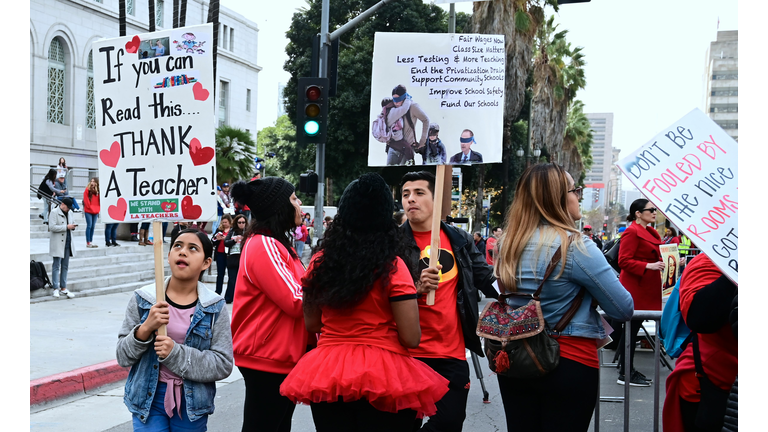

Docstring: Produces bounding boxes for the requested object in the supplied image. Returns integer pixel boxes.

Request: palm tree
[472,0,559,213]
[215,125,257,184]
[563,99,593,184]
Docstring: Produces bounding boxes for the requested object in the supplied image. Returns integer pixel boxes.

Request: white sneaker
[60,289,75,299]
[52,289,60,298]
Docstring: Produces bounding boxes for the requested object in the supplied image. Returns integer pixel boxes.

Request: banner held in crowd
[93,23,217,224]
[617,108,738,283]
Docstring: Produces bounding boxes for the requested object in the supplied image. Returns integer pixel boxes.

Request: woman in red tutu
[280,172,449,431]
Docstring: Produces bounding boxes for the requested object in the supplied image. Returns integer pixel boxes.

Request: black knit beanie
[230,177,295,222]
[337,172,395,232]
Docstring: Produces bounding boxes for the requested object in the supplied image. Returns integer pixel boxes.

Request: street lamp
[516,147,524,158]
[533,147,541,158]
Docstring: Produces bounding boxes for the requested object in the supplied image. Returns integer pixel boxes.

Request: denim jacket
[504,228,634,339]
[116,278,233,423]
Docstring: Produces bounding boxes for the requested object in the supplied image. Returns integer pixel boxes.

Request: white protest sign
[368,32,505,167]
[93,24,217,223]
[617,108,738,283]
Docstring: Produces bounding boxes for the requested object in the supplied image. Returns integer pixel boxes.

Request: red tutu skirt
[280,344,449,418]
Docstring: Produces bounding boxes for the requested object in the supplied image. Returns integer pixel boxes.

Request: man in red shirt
[399,171,498,432]
[485,226,501,266]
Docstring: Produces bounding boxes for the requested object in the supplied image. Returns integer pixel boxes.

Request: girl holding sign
[280,173,449,430]
[229,177,309,432]
[116,229,233,431]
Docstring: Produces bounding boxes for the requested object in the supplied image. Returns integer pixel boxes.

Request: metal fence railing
[29,165,99,199]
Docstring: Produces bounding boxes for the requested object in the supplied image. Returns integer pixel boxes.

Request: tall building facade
[582,113,614,212]
[702,30,738,140]
[30,0,261,179]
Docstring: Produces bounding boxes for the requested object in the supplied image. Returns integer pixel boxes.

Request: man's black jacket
[401,221,498,357]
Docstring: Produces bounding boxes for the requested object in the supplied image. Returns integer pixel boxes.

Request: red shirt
[82,189,100,215]
[486,237,497,266]
[557,336,599,368]
[409,229,465,359]
[308,257,417,356]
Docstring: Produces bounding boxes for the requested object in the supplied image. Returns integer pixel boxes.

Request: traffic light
[300,171,319,195]
[296,77,329,146]
[594,189,600,203]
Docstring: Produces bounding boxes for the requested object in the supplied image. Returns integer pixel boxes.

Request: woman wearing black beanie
[228,176,309,432]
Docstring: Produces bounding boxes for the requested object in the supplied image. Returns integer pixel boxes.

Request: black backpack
[30,260,51,291]
[603,238,621,273]
[37,179,52,200]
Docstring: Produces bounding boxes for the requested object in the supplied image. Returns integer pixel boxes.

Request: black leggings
[616,319,643,374]
[413,358,470,432]
[497,357,599,432]
[680,398,724,432]
[311,397,417,432]
[239,367,296,432]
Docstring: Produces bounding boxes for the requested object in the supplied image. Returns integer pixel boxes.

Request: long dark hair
[627,198,650,222]
[303,174,416,310]
[44,169,57,183]
[170,228,213,281]
[231,214,247,236]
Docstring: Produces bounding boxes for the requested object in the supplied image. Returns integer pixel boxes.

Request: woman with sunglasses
[616,198,665,387]
[223,214,248,305]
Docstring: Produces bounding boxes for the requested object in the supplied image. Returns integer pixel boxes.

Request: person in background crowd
[293,217,309,261]
[49,197,77,299]
[54,171,81,212]
[399,171,498,432]
[280,172,449,430]
[229,177,307,432]
[83,178,100,248]
[211,215,232,296]
[663,227,681,245]
[394,211,407,226]
[582,225,603,250]
[602,226,625,253]
[486,226,502,266]
[223,214,247,305]
[39,168,58,225]
[105,222,120,247]
[616,198,664,387]
[493,163,633,432]
[115,229,233,431]
[138,222,154,246]
[57,157,67,173]
[473,232,486,260]
[129,223,140,242]
[171,221,190,240]
[662,253,737,432]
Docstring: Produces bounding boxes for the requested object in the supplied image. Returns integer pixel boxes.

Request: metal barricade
[594,310,663,432]
[30,165,98,199]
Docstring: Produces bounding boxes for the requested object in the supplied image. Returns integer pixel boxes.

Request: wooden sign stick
[427,164,446,306]
[153,220,167,336]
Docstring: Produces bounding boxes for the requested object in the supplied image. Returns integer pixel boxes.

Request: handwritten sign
[617,108,738,283]
[368,33,505,167]
[93,24,217,223]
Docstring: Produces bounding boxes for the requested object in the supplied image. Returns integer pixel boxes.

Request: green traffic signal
[304,120,320,135]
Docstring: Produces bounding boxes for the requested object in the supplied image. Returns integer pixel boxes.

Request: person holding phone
[49,197,77,298]
[223,214,247,304]
[211,215,232,296]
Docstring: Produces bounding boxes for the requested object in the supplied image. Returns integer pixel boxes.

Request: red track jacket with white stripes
[231,234,308,374]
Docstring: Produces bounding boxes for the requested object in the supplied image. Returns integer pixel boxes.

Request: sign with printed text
[93,24,217,223]
[368,32,505,167]
[660,244,680,299]
[617,108,738,283]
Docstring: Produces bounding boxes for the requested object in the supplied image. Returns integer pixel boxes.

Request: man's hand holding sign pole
[94,24,218,334]
[617,108,738,284]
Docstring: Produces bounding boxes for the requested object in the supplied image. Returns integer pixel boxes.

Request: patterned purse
[477,247,585,379]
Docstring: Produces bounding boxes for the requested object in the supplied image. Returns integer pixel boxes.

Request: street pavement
[30,292,673,431]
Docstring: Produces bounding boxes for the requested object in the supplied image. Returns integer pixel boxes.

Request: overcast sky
[225,0,737,190]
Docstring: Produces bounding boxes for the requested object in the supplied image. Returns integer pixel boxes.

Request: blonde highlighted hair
[495,163,583,292]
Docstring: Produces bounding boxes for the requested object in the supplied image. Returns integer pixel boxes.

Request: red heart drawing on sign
[189,138,215,166]
[100,141,120,168]
[161,201,178,212]
[108,198,128,221]
[193,82,210,101]
[181,196,202,220]
[124,35,141,54]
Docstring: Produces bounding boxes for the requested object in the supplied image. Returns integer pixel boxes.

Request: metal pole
[449,3,456,33]
[314,0,330,240]
[654,318,661,432]
[624,318,631,432]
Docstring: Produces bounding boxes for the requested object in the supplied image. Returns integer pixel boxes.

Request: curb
[30,360,129,406]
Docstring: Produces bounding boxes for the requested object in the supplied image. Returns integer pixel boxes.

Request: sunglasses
[568,186,583,199]
[640,207,657,213]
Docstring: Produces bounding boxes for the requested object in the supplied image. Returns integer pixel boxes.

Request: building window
[155,0,164,28]
[86,51,95,129]
[712,71,737,80]
[230,28,235,51]
[219,81,229,127]
[715,120,738,130]
[589,119,606,124]
[47,38,66,124]
[709,104,738,113]
[246,88,251,111]
[221,24,228,48]
[711,87,738,97]
[591,127,605,133]
[126,0,134,15]
[592,134,605,141]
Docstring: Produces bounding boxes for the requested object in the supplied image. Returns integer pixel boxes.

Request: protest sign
[93,24,217,223]
[660,244,680,299]
[368,32,505,167]
[617,108,737,283]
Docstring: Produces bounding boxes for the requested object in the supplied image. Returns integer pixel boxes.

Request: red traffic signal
[306,86,322,101]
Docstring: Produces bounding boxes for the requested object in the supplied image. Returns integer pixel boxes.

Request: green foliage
[256,115,316,201]
[565,99,594,172]
[215,125,257,184]
[514,10,531,33]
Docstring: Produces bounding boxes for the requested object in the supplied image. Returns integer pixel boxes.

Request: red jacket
[618,222,662,311]
[83,189,100,214]
[663,254,737,431]
[231,234,308,374]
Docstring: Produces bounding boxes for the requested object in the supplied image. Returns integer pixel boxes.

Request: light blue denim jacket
[504,228,634,339]
[116,278,233,423]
